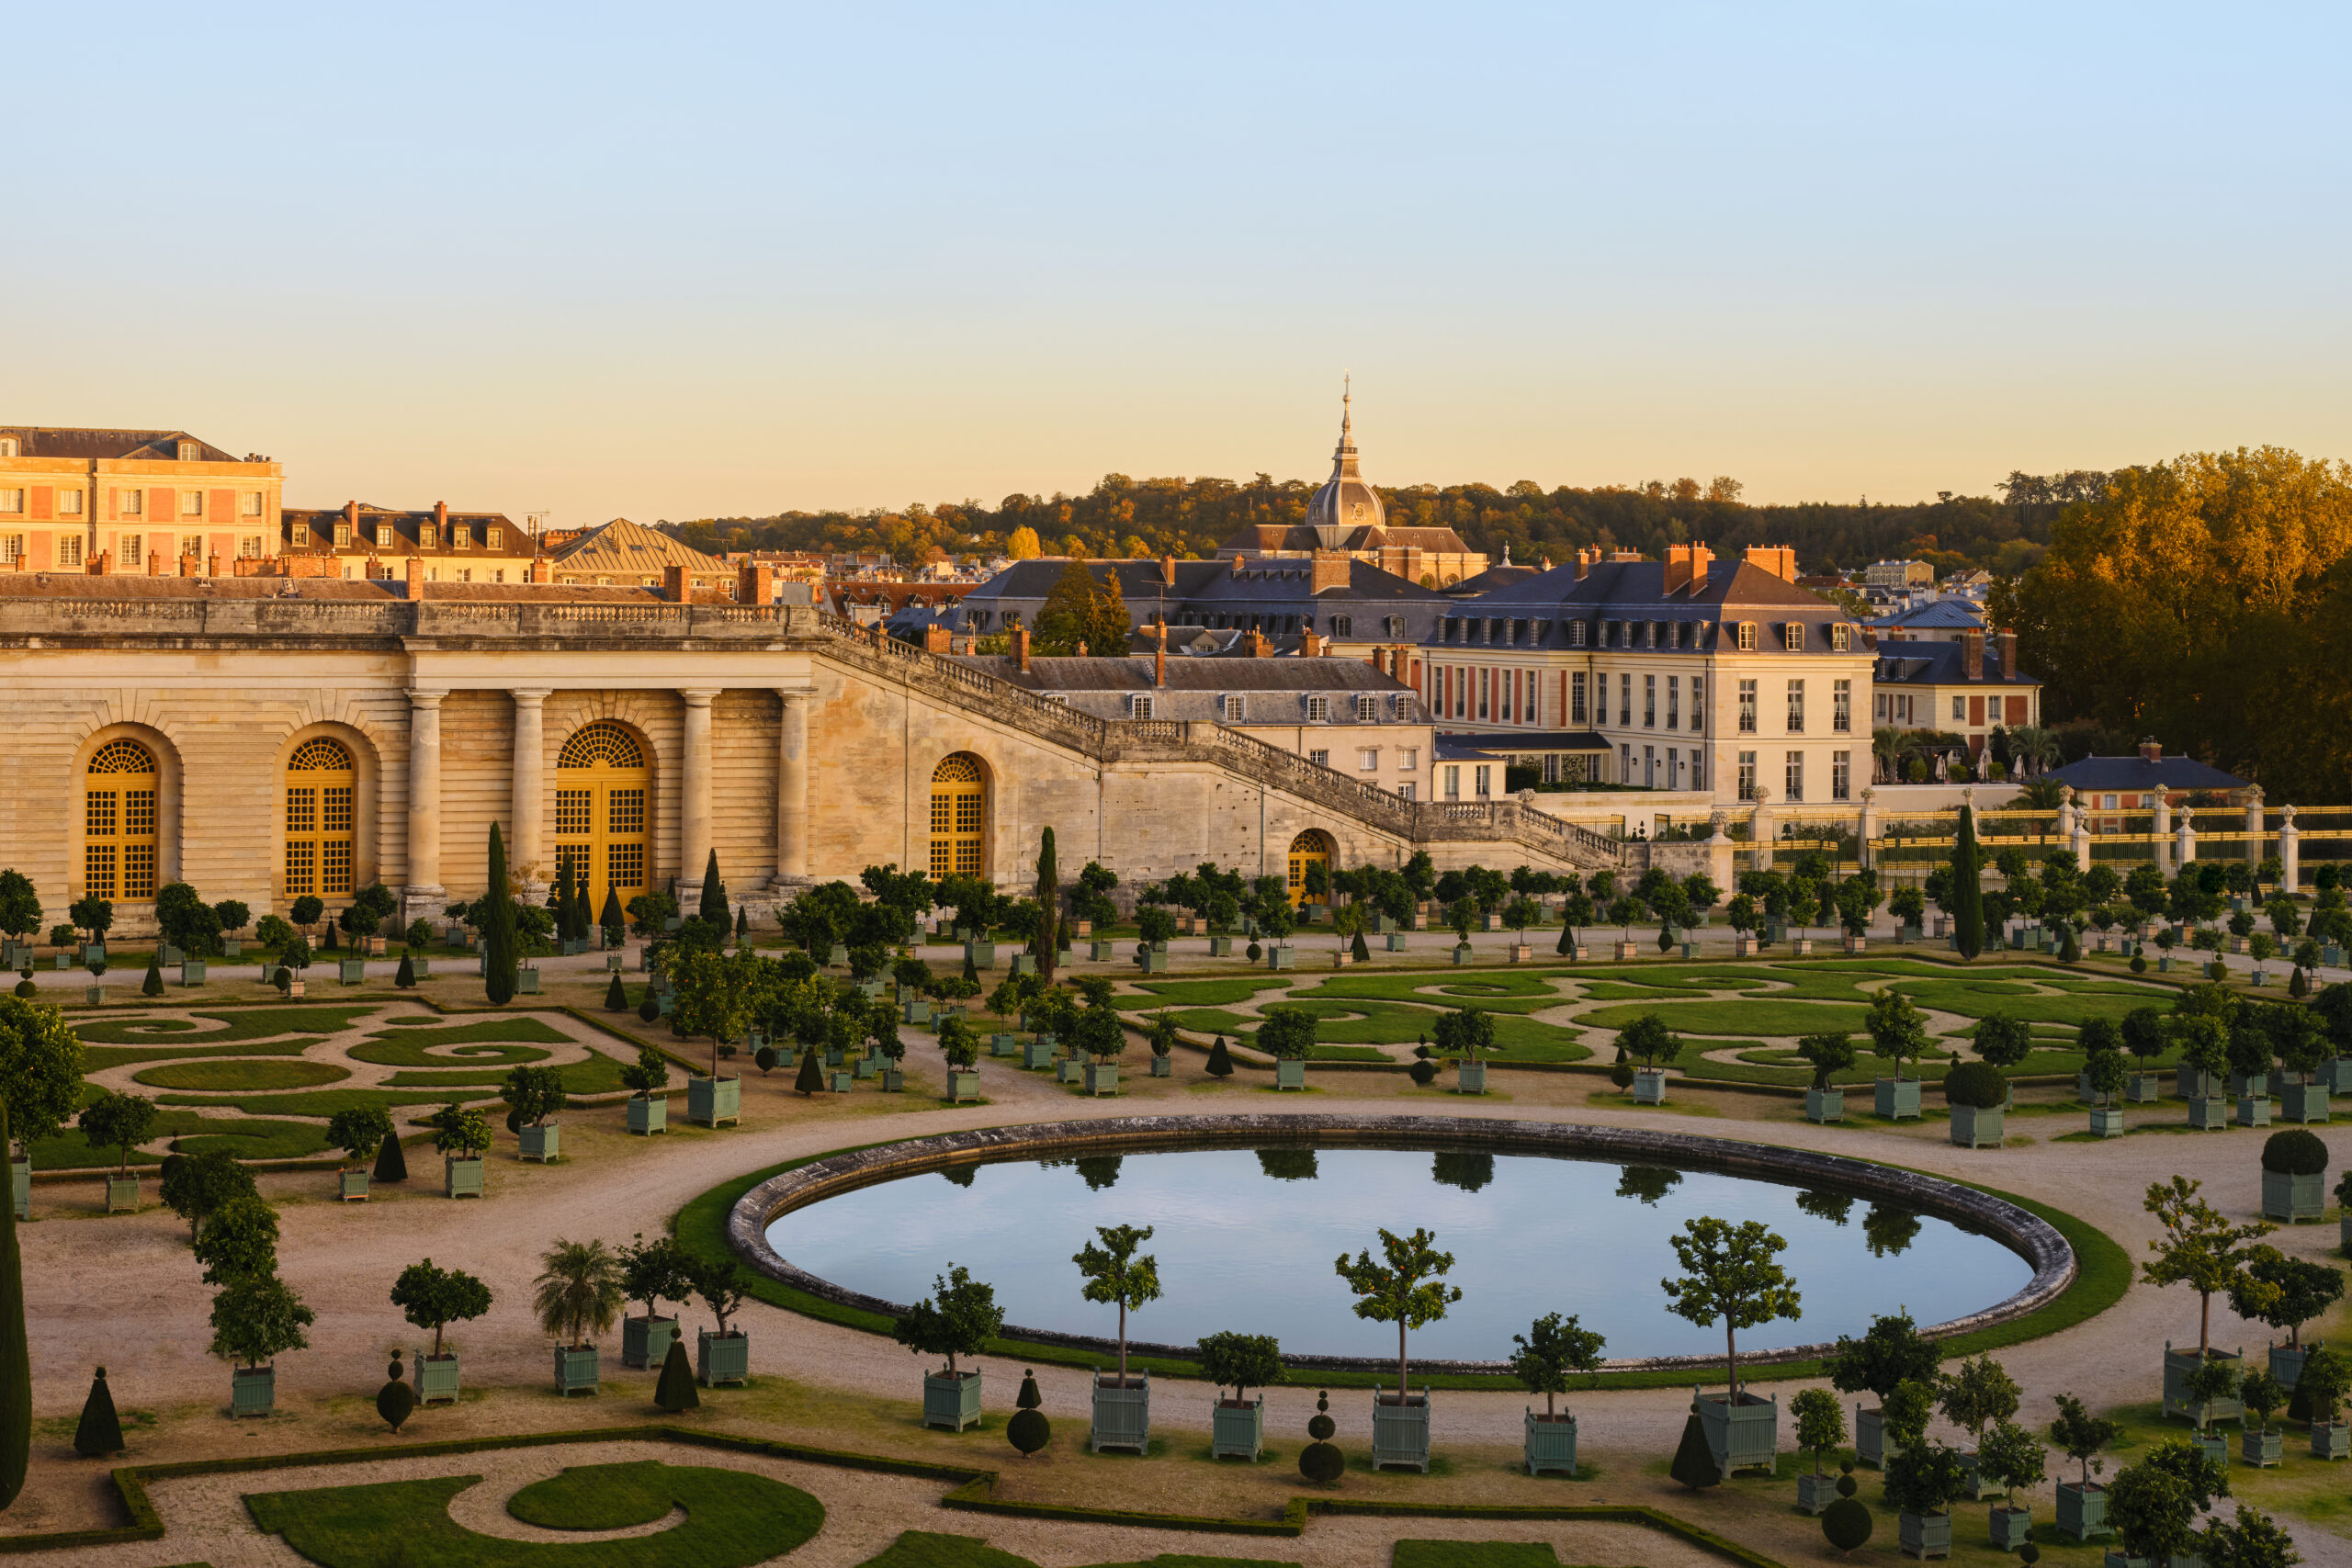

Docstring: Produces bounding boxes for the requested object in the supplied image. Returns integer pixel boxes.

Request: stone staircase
[812,615,1625,870]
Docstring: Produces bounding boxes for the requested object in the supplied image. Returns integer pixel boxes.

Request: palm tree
[1871,727,1905,784]
[2017,774,2066,811]
[2007,726,2062,777]
[534,1238,625,1350]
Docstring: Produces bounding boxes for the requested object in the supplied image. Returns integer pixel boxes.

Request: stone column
[775,690,808,886]
[679,688,718,904]
[1858,786,1879,871]
[2244,785,2266,872]
[2279,806,2301,895]
[2064,785,2090,867]
[405,690,446,916]
[2177,811,2198,873]
[2153,794,2174,874]
[1747,787,1773,873]
[511,690,550,897]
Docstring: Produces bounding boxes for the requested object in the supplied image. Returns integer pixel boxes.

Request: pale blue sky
[5,2,2346,525]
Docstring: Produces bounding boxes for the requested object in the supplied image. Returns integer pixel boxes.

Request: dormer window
[488,526,503,548]
[334,524,352,547]
[1384,615,1406,637]
[1355,694,1378,721]
[1737,622,1758,650]
[176,440,199,461]
[420,525,437,548]
[1130,694,1154,719]
[1222,694,1246,722]
[453,528,469,550]
[1307,695,1332,722]
[1782,622,1804,651]
[1831,623,1851,651]
[1567,620,1587,648]
[0,437,17,458]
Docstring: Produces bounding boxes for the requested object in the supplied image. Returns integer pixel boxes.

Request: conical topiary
[1351,929,1370,963]
[373,1131,409,1184]
[0,1105,27,1505]
[655,1337,699,1412]
[1204,1036,1234,1079]
[1668,1411,1720,1489]
[735,906,748,943]
[794,1049,826,1096]
[1298,1389,1343,1483]
[73,1366,123,1458]
[2059,927,2080,964]
[482,822,518,1005]
[394,952,415,988]
[1007,1369,1049,1457]
[698,850,729,928]
[322,921,339,951]
[1951,805,1984,960]
[141,959,163,998]
[377,1350,416,1433]
[605,973,628,1011]
[2291,966,2309,998]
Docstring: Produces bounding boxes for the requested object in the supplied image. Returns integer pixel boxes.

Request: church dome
[1304,383,1385,542]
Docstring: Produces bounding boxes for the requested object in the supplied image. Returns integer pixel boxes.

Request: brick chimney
[1310,549,1351,595]
[88,550,109,576]
[405,557,425,598]
[1300,629,1324,658]
[2140,738,2163,763]
[345,500,359,533]
[1663,542,1715,596]
[1743,545,1799,581]
[1154,637,1166,688]
[434,501,448,530]
[1245,629,1272,658]
[146,548,163,577]
[662,564,688,603]
[923,624,952,654]
[1160,554,1178,588]
[1961,627,1984,680]
[738,561,774,606]
[1012,624,1032,673]
[1574,546,1600,580]
[527,554,550,584]
[1996,627,2017,676]
[206,552,220,579]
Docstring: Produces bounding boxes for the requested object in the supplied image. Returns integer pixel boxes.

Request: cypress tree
[600,887,626,941]
[1668,1411,1721,1489]
[483,821,518,1005]
[654,1337,699,1411]
[0,1105,27,1506]
[573,866,593,942]
[605,972,628,1011]
[141,958,163,998]
[73,1366,123,1458]
[394,952,415,988]
[550,873,572,947]
[698,850,729,927]
[1951,805,1985,960]
[373,1129,409,1183]
[734,905,748,943]
[1035,828,1060,987]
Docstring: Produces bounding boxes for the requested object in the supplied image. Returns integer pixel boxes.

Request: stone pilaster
[679,688,718,905]
[404,689,446,919]
[511,690,550,899]
[775,689,809,886]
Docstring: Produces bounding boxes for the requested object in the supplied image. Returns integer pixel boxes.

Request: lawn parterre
[130,1057,353,1091]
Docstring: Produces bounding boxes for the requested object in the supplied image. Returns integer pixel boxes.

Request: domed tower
[1304,379,1385,545]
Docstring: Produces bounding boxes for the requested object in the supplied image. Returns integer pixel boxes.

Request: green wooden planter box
[11,1157,28,1223]
[1457,1061,1487,1094]
[1990,1506,2032,1550]
[924,1369,983,1430]
[1023,1037,1056,1070]
[2263,1168,2324,1222]
[1136,947,1168,973]
[106,1176,139,1213]
[1804,1088,1844,1123]
[444,1156,484,1199]
[552,1345,599,1395]
[1385,931,1410,952]
[406,1351,461,1404]
[946,1069,980,1102]
[2190,1431,2227,1468]
[622,1314,677,1370]
[963,940,996,968]
[1091,939,1117,960]
[1372,1388,1432,1472]
[1205,934,1233,956]
[2126,1073,2163,1103]
[519,1123,560,1162]
[1275,1058,1307,1090]
[2237,1094,2271,1127]
[334,957,364,985]
[2268,1339,2319,1389]
[1956,1450,2005,1500]
[1009,953,1037,976]
[231,1365,276,1417]
[853,1055,876,1079]
[2163,1342,2243,1425]
[989,1032,1019,1057]
[2230,1071,2269,1099]
[1899,1510,1951,1560]
[516,968,542,995]
[1524,1409,1577,1476]
[339,1168,369,1201]
[2187,1096,2229,1130]
[1084,1062,1120,1095]
[687,1074,741,1127]
[1452,943,1475,966]
[181,959,209,987]
[1633,1068,1668,1104]
[1856,1404,1900,1468]
[1695,1388,1777,1475]
[2055,1481,2109,1540]
[2281,1082,2329,1123]
[2313,1420,2350,1459]
[698,1328,749,1386]
[1091,1370,1149,1453]
[1266,945,1294,970]
[2177,1066,2218,1099]
[2089,1107,2127,1138]
[828,1068,853,1093]
[1875,1077,1923,1119]
[409,956,431,977]
[903,999,932,1025]
[84,985,104,1005]
[1796,1472,1839,1514]
[2243,1427,2283,1467]
[2319,1056,2352,1092]
[1053,1057,1080,1084]
[628,1094,667,1134]
[1951,1103,2004,1148]
[883,1067,904,1092]
[1213,1396,1263,1461]
[1149,1054,1173,1077]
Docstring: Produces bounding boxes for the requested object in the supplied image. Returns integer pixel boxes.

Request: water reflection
[1616,1165,1684,1205]
[1431,1151,1495,1193]
[1863,1202,1922,1257]
[1796,1190,1854,1225]
[1257,1147,1319,1181]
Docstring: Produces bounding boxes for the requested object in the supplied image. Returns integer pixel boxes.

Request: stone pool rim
[728,1113,2076,1377]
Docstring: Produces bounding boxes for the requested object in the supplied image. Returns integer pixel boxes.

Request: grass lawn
[1172,1001,1589,1063]
[857,1533,1303,1568]
[22,1108,334,1167]
[351,1036,555,1066]
[506,1460,676,1529]
[386,1051,629,1094]
[358,1018,573,1049]
[81,1037,328,1069]
[1578,998,1872,1036]
[74,1006,376,1044]
[1290,976,1568,1014]
[1392,1545,1570,1568]
[157,1087,504,1116]
[131,1057,351,1091]
[1127,977,1298,1006]
[246,1462,824,1567]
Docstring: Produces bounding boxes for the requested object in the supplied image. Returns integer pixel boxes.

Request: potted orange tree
[325,1107,391,1201]
[1076,1224,1160,1453]
[1335,1225,1460,1472]
[1199,1329,1284,1462]
[390,1258,492,1405]
[1512,1310,1602,1478]
[896,1264,1003,1431]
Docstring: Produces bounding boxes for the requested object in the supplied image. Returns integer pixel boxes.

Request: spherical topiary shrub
[1408,1060,1437,1088]
[2018,1543,2041,1567]
[1609,1064,1635,1090]
[2264,1129,2331,1176]
[2130,953,2147,974]
[377,1351,416,1433]
[1821,1496,1873,1553]
[1298,1390,1343,1483]
[1246,942,1263,962]
[1008,1369,1050,1458]
[639,991,661,1023]
[754,1046,778,1075]
[12,979,33,999]
[1943,1060,2007,1109]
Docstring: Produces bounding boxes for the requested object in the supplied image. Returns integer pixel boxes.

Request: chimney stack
[1154,637,1166,689]
[738,561,774,607]
[1310,549,1351,595]
[2140,738,2162,763]
[434,501,448,529]
[527,553,549,584]
[1300,629,1324,658]
[1013,624,1032,673]
[1742,545,1799,582]
[1961,627,1984,680]
[1663,542,1715,596]
[1996,627,2016,676]
[1160,554,1178,588]
[1245,629,1272,658]
[923,624,952,654]
[1574,546,1600,580]
[405,557,425,598]
[344,500,359,532]
[146,547,163,577]
[662,564,689,603]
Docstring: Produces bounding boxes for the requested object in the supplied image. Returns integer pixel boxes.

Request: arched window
[285,738,356,899]
[85,739,159,901]
[555,720,650,909]
[1284,829,1333,906]
[928,753,986,878]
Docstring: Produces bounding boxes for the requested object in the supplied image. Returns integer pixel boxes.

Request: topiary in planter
[1670,1410,1721,1488]
[1822,1495,1873,1553]
[1298,1389,1343,1483]
[1009,1369,1050,1457]
[2264,1130,2329,1175]
[377,1350,415,1433]
[1944,1060,2007,1109]
[605,973,628,1012]
[73,1367,123,1458]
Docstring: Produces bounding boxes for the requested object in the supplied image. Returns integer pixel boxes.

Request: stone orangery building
[0,570,1624,939]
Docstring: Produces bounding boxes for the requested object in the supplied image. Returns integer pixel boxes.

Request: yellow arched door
[554,721,650,910]
[284,738,356,900]
[1284,830,1332,906]
[85,739,159,904]
[929,754,986,878]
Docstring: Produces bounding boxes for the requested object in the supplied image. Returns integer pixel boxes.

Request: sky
[5,2,2348,527]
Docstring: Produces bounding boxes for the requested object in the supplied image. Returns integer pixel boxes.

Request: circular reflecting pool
[765,1145,2031,1361]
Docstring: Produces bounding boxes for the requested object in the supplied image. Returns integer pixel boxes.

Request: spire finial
[1341,373,1351,439]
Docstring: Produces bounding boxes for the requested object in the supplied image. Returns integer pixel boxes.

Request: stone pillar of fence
[2177,813,2198,871]
[2279,806,2301,893]
[2244,785,2266,866]
[1858,787,1879,871]
[2154,795,2174,874]
[2063,785,2089,866]
[1747,788,1773,873]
